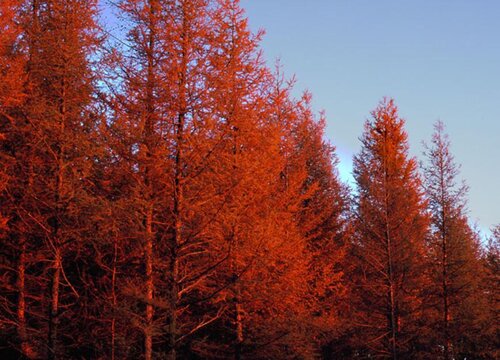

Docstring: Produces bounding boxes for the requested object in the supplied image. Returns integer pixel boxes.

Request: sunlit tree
[351,98,429,359]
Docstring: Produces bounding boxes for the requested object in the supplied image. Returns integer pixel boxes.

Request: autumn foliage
[0,1,497,359]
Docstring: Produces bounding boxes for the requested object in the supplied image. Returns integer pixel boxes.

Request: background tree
[274,87,351,357]
[422,121,486,359]
[475,225,500,359]
[350,98,429,359]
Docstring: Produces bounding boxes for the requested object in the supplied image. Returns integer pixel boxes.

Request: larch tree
[6,0,102,358]
[108,0,173,357]
[266,74,351,357]
[422,120,486,359]
[351,98,429,359]
[292,96,350,356]
[0,0,30,357]
[110,0,238,358]
[478,225,499,359]
[201,2,311,357]
[193,5,337,357]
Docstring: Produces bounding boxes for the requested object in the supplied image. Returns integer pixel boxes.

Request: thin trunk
[168,109,183,360]
[386,221,397,360]
[230,230,243,360]
[20,0,36,346]
[48,158,63,359]
[442,224,450,360]
[234,280,243,360]
[167,5,188,358]
[227,17,243,360]
[383,132,397,360]
[167,232,179,360]
[145,207,154,360]
[144,2,156,359]
[48,43,66,359]
[440,157,451,360]
[17,238,30,357]
[47,249,61,360]
[111,237,118,360]
[387,259,397,360]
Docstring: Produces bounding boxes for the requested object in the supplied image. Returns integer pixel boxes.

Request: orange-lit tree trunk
[143,2,157,359]
[111,235,118,360]
[168,63,185,360]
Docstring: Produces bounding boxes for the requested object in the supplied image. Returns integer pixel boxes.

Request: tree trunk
[440,156,451,360]
[234,287,244,360]
[111,237,117,360]
[167,109,184,360]
[383,133,397,360]
[17,238,31,357]
[47,249,61,360]
[145,207,154,360]
[144,2,156,358]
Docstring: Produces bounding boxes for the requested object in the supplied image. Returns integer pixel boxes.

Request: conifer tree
[200,3,312,358]
[351,98,429,359]
[110,0,243,357]
[422,121,485,359]
[0,0,30,357]
[478,225,500,359]
[294,99,350,355]
[7,0,101,357]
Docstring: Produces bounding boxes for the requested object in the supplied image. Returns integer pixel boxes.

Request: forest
[0,0,498,359]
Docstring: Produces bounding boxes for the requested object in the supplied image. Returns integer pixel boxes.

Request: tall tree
[268,80,351,357]
[294,100,350,357]
[351,98,429,359]
[110,0,238,357]
[8,0,101,357]
[0,0,30,357]
[422,121,485,359]
[110,1,170,357]
[198,4,312,358]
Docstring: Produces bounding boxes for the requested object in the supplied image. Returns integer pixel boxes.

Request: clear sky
[241,0,499,236]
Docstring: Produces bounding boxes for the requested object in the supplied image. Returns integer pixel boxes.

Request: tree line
[0,0,497,359]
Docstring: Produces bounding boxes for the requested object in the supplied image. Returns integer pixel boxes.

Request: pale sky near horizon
[241,0,499,237]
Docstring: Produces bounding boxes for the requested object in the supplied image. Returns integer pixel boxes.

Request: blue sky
[241,0,499,236]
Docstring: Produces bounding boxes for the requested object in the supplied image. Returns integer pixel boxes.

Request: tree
[1,0,102,358]
[195,5,313,358]
[350,98,429,359]
[0,0,30,357]
[422,121,486,359]
[273,86,351,357]
[478,225,500,359]
[109,0,245,357]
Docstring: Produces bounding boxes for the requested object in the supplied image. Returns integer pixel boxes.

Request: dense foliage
[0,1,497,359]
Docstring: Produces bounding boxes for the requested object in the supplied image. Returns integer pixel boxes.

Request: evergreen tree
[3,0,102,357]
[350,98,429,359]
[422,121,486,359]
[0,0,30,357]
